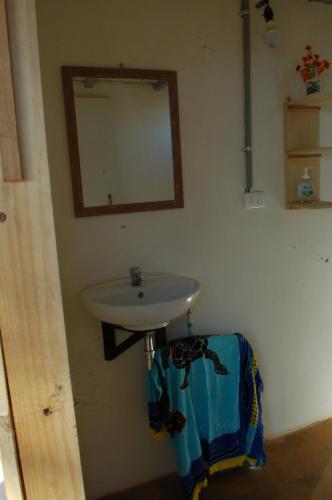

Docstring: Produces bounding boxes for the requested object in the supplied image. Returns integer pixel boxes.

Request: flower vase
[306,80,321,95]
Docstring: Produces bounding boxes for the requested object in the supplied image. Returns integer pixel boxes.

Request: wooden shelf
[288,93,332,107]
[288,200,332,210]
[287,146,332,158]
[284,97,332,210]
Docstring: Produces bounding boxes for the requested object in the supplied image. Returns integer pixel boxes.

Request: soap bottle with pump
[298,167,314,200]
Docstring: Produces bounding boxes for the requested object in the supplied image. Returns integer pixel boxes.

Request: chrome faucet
[130,266,143,286]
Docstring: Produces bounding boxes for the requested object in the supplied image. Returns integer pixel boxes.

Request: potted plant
[296,45,330,95]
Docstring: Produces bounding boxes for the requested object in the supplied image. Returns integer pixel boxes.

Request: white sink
[81,274,201,331]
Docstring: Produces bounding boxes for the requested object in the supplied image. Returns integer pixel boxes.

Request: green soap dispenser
[298,168,314,200]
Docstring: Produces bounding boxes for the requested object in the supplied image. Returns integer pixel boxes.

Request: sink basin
[81,274,201,331]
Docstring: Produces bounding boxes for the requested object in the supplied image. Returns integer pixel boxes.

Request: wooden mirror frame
[62,66,184,217]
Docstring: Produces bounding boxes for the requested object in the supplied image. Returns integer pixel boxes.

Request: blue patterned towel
[147,334,265,500]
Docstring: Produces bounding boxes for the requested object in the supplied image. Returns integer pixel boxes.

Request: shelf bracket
[101,322,167,361]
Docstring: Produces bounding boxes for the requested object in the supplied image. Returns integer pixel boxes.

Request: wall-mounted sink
[81,274,201,331]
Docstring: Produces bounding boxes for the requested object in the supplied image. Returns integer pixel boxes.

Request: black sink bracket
[101,322,167,361]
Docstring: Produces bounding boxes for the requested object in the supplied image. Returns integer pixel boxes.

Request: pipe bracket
[101,322,167,361]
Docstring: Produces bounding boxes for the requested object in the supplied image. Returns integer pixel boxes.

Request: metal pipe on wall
[144,333,155,371]
[240,0,253,192]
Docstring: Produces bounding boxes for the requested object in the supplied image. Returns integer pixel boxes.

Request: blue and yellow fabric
[147,333,265,500]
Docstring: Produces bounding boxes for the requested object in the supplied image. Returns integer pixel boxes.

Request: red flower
[297,46,330,82]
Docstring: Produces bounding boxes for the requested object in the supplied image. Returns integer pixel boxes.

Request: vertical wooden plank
[0,0,22,182]
[0,337,24,500]
[0,0,85,498]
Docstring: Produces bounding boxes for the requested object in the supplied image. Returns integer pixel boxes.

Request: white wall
[36,0,332,498]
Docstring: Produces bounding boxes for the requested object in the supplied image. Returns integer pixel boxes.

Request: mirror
[62,67,184,216]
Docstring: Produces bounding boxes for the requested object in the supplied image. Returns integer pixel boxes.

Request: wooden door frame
[0,0,85,498]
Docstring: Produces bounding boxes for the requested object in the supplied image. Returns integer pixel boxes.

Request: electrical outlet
[244,191,265,209]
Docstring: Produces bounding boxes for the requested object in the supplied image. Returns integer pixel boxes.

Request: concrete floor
[103,417,332,500]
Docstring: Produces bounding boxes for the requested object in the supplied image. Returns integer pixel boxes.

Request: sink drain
[138,291,144,298]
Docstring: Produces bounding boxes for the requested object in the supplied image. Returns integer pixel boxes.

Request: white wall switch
[244,191,265,209]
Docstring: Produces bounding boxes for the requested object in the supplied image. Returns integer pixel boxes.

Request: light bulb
[263,20,282,47]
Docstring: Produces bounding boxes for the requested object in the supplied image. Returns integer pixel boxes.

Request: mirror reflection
[74,78,174,206]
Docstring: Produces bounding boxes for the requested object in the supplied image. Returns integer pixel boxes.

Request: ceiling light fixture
[255,0,282,48]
